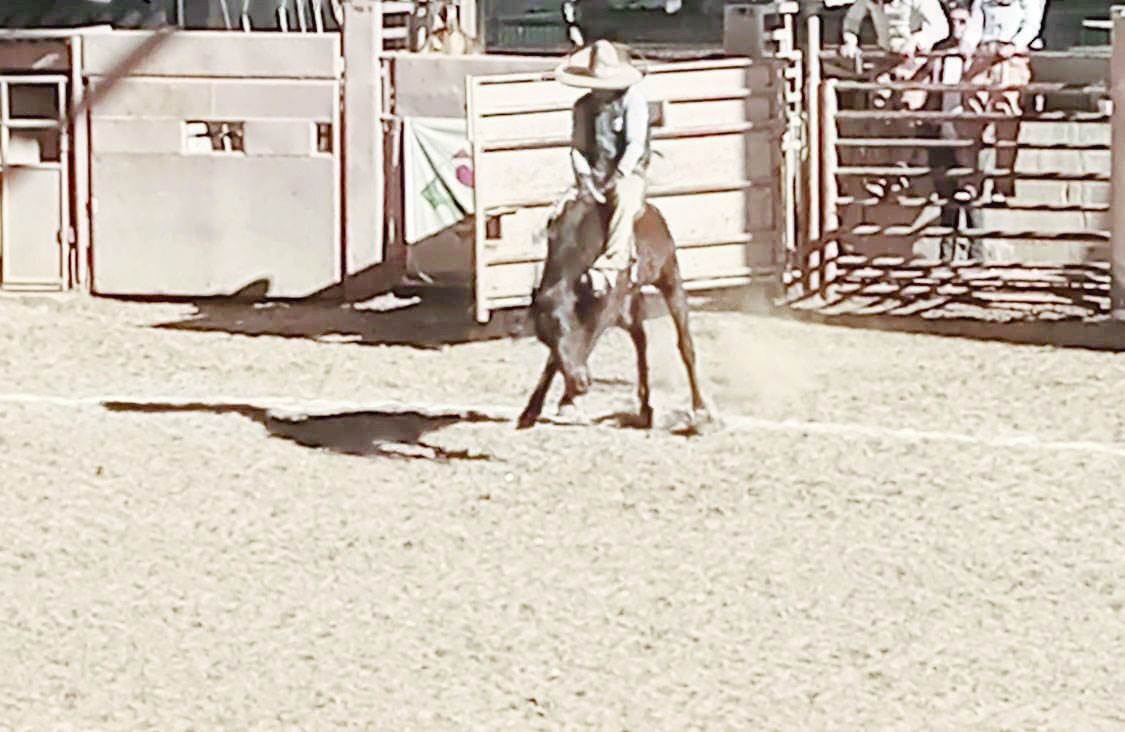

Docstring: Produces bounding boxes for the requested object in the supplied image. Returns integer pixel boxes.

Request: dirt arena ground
[1,292,1122,729]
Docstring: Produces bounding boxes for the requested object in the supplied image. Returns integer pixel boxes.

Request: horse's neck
[543,200,606,282]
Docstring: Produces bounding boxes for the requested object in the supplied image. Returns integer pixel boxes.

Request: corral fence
[0,0,805,317]
[0,2,408,297]
[1,1,1123,326]
[795,12,1123,320]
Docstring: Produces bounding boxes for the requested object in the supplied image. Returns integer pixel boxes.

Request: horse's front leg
[658,265,716,426]
[627,294,653,429]
[517,354,558,430]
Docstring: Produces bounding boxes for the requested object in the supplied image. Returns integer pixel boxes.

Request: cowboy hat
[555,40,643,90]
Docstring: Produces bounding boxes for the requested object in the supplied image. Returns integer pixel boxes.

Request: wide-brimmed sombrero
[555,40,643,90]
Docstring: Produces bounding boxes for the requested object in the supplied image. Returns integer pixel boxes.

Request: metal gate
[802,20,1114,316]
[0,75,69,290]
[84,31,343,298]
[466,57,791,323]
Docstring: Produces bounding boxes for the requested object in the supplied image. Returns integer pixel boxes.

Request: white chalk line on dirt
[2,391,1125,460]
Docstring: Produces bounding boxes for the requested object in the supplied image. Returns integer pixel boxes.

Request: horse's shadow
[102,401,503,461]
[146,279,531,352]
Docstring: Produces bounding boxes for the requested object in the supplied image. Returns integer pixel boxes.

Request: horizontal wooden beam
[834,81,1107,94]
[480,120,784,152]
[482,231,779,267]
[477,89,776,119]
[482,176,778,210]
[834,166,1109,181]
[834,196,1109,212]
[834,255,1109,271]
[835,138,1108,151]
[834,110,1109,123]
[839,225,1110,241]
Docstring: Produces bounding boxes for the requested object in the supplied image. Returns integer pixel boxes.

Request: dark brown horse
[516,192,713,430]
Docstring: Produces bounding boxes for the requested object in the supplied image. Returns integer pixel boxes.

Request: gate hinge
[56,227,76,247]
[56,227,76,246]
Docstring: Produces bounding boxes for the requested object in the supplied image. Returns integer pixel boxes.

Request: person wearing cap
[555,39,652,294]
[957,0,1047,203]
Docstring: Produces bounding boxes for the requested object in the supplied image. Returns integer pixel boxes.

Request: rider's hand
[996,42,1016,59]
[580,175,605,204]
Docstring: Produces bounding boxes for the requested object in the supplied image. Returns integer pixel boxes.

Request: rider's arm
[841,0,869,49]
[912,0,949,54]
[571,147,593,178]
[615,86,649,179]
[1011,0,1046,51]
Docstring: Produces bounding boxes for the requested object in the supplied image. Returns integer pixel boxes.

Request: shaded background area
[0,0,172,28]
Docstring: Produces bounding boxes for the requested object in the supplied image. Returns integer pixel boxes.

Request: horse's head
[529,192,603,396]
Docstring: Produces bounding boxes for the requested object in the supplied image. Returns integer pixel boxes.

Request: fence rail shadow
[782,258,1125,352]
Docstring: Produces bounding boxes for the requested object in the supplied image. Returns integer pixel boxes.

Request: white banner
[403,116,475,245]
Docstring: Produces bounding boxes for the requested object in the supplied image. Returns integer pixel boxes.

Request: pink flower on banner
[453,148,474,188]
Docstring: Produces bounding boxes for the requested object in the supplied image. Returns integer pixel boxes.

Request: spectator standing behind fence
[840,0,950,110]
[925,0,983,260]
[956,0,1047,203]
[839,0,949,199]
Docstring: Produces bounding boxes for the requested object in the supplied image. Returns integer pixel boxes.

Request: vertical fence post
[777,6,800,285]
[819,77,839,297]
[69,35,90,291]
[806,14,821,249]
[1112,9,1125,319]
[342,0,385,295]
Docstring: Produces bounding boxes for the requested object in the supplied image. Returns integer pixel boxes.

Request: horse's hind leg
[517,355,558,430]
[657,263,713,422]
[627,294,653,428]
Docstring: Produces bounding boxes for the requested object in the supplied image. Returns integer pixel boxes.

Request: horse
[515,191,713,430]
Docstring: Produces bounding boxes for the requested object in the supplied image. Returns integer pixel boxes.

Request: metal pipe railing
[834,81,1107,94]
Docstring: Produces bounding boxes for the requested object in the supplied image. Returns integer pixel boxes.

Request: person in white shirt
[841,0,950,110]
[841,0,950,60]
[838,0,950,199]
[957,0,1047,201]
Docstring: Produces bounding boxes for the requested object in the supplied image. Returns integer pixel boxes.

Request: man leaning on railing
[839,0,951,198]
[955,0,1048,203]
[840,0,950,110]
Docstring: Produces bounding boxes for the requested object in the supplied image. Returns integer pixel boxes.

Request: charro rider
[555,39,652,296]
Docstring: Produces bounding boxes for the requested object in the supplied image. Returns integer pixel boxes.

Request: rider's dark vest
[574,90,652,190]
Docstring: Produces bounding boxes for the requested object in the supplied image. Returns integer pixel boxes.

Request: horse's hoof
[607,407,652,430]
[515,410,538,430]
[690,407,723,433]
[556,403,590,425]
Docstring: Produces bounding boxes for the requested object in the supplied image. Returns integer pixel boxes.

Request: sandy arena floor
[0,293,1122,729]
